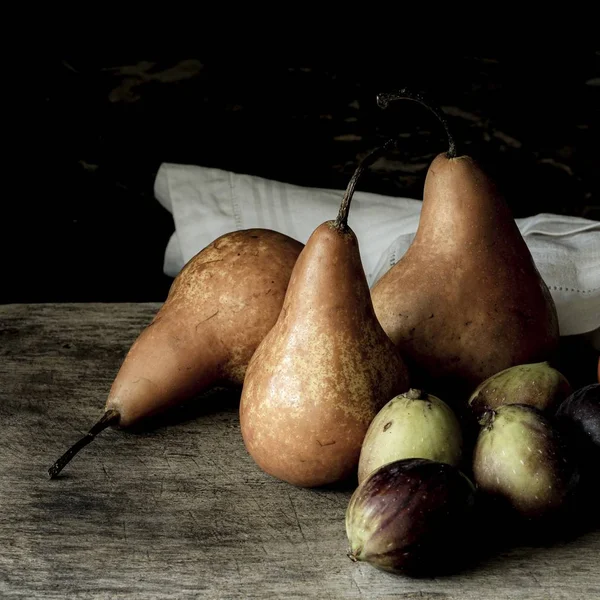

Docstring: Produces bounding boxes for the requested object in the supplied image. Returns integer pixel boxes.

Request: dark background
[6,51,599,304]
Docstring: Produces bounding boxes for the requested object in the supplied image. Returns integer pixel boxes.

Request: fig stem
[334,137,397,232]
[406,389,424,400]
[376,89,458,159]
[347,546,363,562]
[478,409,496,430]
[48,409,120,479]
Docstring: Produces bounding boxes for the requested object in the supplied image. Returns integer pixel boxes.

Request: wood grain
[1,303,598,599]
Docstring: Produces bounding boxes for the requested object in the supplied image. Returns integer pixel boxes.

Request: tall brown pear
[371,91,559,401]
[240,143,411,488]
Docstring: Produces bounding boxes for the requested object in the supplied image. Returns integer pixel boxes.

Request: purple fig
[555,383,600,477]
[346,458,476,576]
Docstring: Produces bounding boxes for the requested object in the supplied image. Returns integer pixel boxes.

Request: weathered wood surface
[1,303,599,600]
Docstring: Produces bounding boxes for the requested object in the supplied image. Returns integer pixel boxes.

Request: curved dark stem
[334,137,398,231]
[377,89,458,159]
[48,409,120,479]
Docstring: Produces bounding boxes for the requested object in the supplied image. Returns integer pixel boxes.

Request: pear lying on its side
[49,228,303,478]
[107,228,303,426]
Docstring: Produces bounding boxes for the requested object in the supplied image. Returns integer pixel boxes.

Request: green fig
[473,404,578,520]
[358,388,462,484]
[468,361,571,417]
[346,458,476,576]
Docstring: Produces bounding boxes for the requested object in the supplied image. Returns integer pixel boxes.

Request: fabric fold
[154,162,599,339]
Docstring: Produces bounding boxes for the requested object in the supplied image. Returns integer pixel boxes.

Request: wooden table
[1,304,598,600]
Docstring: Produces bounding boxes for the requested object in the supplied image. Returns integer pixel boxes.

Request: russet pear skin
[107,229,303,427]
[48,228,303,479]
[372,153,559,400]
[240,222,410,488]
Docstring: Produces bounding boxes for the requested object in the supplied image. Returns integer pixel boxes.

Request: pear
[371,90,559,401]
[49,229,303,478]
[239,142,410,488]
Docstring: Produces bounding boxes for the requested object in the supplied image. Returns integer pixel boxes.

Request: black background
[6,51,599,304]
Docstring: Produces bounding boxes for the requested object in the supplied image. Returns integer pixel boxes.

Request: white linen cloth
[154,163,599,343]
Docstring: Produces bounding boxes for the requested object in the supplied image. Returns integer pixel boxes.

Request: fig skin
[358,389,462,484]
[346,458,476,577]
[468,361,571,417]
[473,404,578,520]
[555,384,600,475]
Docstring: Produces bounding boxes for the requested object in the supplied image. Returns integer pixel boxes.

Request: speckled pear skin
[371,153,559,401]
[239,222,410,488]
[106,229,303,427]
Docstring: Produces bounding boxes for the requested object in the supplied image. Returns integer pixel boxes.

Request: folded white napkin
[154,163,600,342]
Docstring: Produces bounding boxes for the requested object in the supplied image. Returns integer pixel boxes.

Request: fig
[555,383,600,475]
[346,458,476,576]
[468,361,571,417]
[473,404,578,520]
[358,389,462,484]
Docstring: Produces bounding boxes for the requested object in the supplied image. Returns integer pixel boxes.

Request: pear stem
[376,89,458,159]
[334,138,397,231]
[48,409,120,479]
